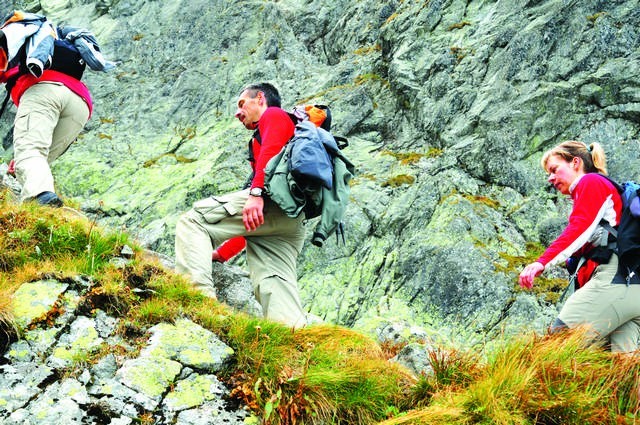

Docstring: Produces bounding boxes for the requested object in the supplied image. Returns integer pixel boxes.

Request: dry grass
[0,285,19,346]
[379,329,640,425]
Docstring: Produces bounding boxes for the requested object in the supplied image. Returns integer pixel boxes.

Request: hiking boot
[35,191,63,208]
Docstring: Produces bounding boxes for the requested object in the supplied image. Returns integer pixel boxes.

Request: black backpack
[0,28,86,119]
[19,28,86,80]
[600,177,640,284]
[48,36,86,80]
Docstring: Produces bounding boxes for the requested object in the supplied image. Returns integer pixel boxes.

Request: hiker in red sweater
[519,140,640,352]
[175,82,308,329]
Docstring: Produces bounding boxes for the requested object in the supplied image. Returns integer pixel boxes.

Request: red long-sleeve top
[248,106,295,189]
[216,236,247,262]
[537,173,622,272]
[3,68,93,116]
[214,106,295,261]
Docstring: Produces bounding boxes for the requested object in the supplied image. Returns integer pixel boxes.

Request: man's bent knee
[176,209,208,237]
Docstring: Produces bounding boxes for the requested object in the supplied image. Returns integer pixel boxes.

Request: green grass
[1,188,640,424]
[0,190,129,279]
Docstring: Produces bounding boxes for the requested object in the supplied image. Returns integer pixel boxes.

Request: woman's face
[546,155,582,195]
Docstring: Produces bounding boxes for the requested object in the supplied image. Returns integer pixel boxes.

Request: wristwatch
[249,187,263,197]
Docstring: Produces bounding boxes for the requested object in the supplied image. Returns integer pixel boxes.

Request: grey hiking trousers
[558,254,640,353]
[175,189,307,328]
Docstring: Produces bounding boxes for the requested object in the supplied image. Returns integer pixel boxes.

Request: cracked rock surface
[0,276,254,424]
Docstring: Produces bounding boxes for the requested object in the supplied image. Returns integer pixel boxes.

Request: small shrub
[586,12,607,23]
[382,174,416,188]
[448,21,471,30]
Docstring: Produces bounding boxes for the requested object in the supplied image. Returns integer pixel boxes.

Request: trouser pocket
[192,192,245,224]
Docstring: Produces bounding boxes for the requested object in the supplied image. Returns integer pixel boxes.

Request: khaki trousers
[559,254,640,352]
[175,189,307,328]
[13,82,89,201]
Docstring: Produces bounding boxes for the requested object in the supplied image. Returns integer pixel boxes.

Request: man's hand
[243,195,264,231]
[519,262,544,289]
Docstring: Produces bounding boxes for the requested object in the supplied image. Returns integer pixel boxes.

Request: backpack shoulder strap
[599,173,624,193]
[600,220,618,239]
[334,135,348,150]
[248,129,260,162]
[0,90,11,120]
[597,173,624,239]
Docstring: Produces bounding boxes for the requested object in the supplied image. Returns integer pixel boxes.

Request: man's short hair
[241,82,282,108]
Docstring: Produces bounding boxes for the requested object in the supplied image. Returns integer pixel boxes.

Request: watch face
[250,188,263,196]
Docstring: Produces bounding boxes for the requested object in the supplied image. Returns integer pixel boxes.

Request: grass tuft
[379,329,640,424]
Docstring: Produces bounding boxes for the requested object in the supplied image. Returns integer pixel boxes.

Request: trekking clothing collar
[569,173,584,194]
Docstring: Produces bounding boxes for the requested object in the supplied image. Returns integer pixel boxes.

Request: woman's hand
[519,262,544,289]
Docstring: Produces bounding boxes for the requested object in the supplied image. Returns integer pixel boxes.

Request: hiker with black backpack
[175,82,308,329]
[519,140,640,353]
[0,11,114,207]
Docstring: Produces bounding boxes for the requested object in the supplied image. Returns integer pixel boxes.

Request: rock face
[0,0,638,336]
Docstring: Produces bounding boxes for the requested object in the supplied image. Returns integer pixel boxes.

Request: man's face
[235,90,265,130]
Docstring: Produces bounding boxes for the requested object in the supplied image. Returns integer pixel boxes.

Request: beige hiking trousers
[175,189,307,328]
[13,82,89,201]
[559,254,640,353]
